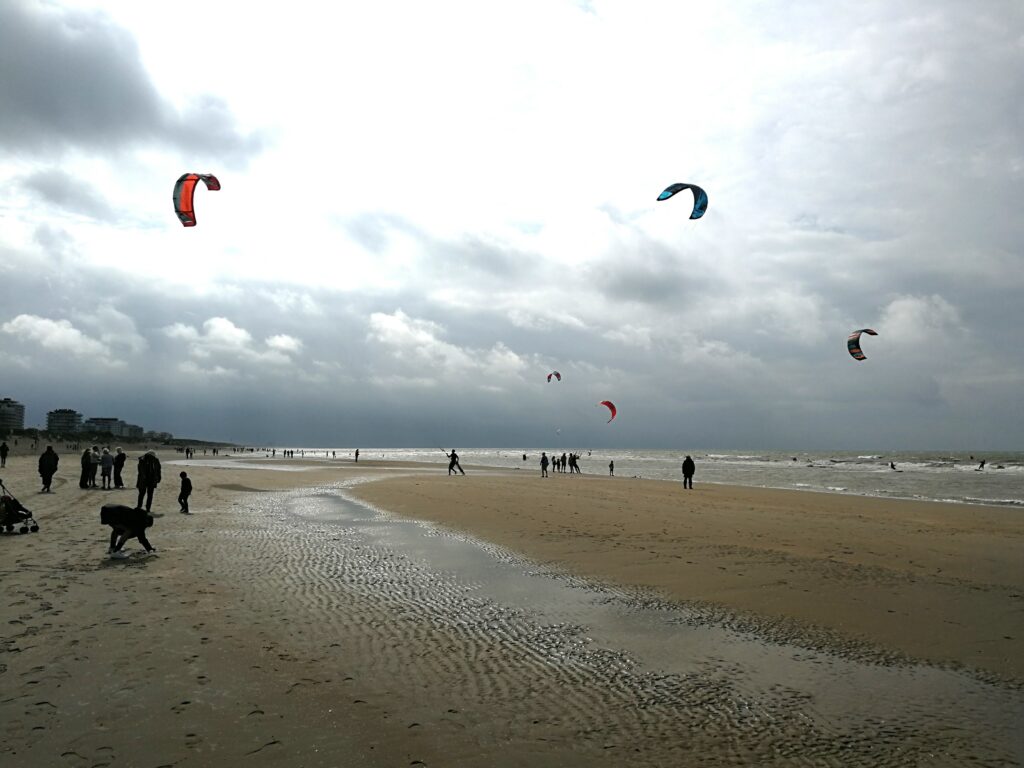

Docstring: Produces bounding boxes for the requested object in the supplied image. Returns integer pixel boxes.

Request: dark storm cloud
[586,240,714,307]
[23,169,115,221]
[0,1,261,164]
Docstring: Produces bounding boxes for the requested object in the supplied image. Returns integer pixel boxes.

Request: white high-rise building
[0,398,26,431]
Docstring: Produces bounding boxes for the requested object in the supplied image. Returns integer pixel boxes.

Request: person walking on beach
[100,448,114,489]
[540,452,549,477]
[136,450,161,512]
[609,460,614,476]
[38,445,58,492]
[681,455,695,489]
[178,471,192,514]
[446,449,465,476]
[113,448,127,489]
[0,441,8,468]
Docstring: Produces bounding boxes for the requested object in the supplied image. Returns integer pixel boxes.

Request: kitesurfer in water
[890,461,897,470]
[681,455,695,489]
[446,450,465,476]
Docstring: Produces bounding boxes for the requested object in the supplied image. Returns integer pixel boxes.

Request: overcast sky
[1,0,1021,449]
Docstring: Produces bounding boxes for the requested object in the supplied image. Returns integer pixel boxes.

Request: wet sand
[355,472,1024,681]
[1,453,1021,767]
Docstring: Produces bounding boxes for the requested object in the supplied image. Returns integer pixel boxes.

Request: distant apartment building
[0,398,26,431]
[145,430,174,442]
[47,408,83,434]
[81,417,144,439]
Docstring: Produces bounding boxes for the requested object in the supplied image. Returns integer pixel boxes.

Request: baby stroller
[0,478,39,534]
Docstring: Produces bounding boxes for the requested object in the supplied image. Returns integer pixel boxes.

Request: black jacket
[38,449,59,475]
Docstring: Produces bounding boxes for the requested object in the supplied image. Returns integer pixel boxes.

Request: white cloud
[2,313,106,357]
[879,294,966,347]
[164,317,298,366]
[266,334,303,354]
[76,305,148,355]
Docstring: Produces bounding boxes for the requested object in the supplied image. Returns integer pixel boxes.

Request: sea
[258,447,1024,509]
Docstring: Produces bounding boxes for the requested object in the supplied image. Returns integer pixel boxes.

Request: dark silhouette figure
[178,471,192,514]
[136,451,162,512]
[79,448,91,488]
[113,448,127,488]
[540,452,549,477]
[979,459,986,470]
[609,460,614,476]
[522,453,527,462]
[890,461,897,470]
[0,441,8,468]
[38,446,59,492]
[446,450,465,475]
[102,504,155,558]
[682,455,695,489]
[355,448,360,463]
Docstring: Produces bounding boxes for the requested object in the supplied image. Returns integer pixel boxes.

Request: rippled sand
[1,453,1021,766]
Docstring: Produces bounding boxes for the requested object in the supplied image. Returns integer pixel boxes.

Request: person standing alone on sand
[38,445,58,492]
[682,455,695,489]
[540,452,549,477]
[0,441,8,468]
[355,448,359,462]
[178,471,192,514]
[609,460,614,476]
[136,450,161,512]
[446,449,465,476]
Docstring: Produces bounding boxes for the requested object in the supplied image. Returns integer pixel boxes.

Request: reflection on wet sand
[211,484,1021,767]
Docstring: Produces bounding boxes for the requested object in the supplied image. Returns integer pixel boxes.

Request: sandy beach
[2,451,1022,767]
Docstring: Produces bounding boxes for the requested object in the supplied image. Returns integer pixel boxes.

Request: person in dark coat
[681,455,695,489]
[540,452,549,477]
[178,471,192,514]
[0,441,8,468]
[135,451,161,512]
[38,446,59,493]
[113,448,127,489]
[79,448,92,489]
[102,504,155,558]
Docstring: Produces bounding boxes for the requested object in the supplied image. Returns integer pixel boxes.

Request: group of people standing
[25,444,192,515]
[539,452,581,477]
[78,446,128,490]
